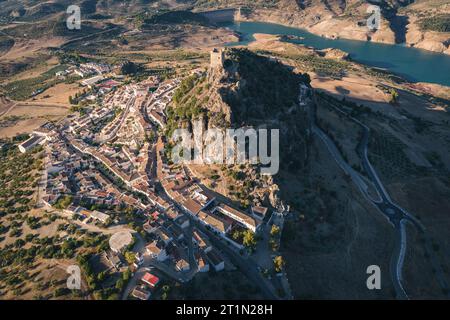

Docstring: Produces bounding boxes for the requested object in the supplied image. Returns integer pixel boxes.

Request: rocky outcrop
[205,67,233,125]
[167,48,311,209]
[318,48,350,60]
[405,16,450,54]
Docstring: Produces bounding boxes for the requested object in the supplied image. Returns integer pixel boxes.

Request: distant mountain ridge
[0,0,448,54]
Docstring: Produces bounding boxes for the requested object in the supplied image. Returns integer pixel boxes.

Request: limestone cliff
[165,48,312,209]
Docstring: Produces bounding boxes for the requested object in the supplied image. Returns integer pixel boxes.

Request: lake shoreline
[221,21,450,87]
[234,8,450,56]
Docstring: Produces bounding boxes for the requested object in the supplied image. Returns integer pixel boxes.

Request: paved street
[189,215,280,300]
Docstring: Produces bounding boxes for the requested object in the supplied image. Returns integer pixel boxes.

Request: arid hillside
[1,1,448,54]
[194,0,450,54]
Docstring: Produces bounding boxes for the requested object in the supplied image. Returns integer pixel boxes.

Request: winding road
[310,92,422,299]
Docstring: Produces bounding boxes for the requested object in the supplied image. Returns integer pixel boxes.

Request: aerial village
[16,50,286,300]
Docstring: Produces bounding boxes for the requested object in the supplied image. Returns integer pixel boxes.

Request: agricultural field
[368,131,427,184]
[1,64,69,101]
[0,139,43,216]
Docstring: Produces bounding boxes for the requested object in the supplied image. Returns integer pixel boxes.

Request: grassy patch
[1,64,68,100]
[419,15,450,32]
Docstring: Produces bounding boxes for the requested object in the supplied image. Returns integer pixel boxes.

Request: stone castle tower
[210,48,224,69]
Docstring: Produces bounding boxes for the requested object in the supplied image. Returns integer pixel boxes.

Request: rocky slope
[401,1,450,55]
[164,48,312,209]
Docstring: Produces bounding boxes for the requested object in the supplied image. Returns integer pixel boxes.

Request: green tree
[54,195,73,209]
[161,284,170,300]
[122,269,131,281]
[270,225,280,237]
[120,61,139,75]
[273,255,285,273]
[389,89,399,104]
[115,278,124,291]
[242,230,257,249]
[124,251,136,265]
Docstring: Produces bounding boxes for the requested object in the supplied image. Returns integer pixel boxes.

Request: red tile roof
[142,272,159,287]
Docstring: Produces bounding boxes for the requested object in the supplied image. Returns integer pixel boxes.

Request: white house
[18,135,45,153]
[214,203,262,233]
[145,241,168,262]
